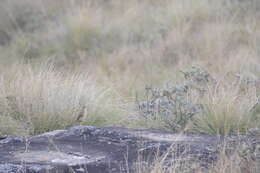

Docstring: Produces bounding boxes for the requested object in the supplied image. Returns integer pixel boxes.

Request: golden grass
[0,61,124,136]
[1,1,259,172]
[0,0,259,137]
[192,78,259,135]
[133,146,259,173]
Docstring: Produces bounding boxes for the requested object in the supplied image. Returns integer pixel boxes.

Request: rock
[249,128,260,136]
[0,30,10,46]
[0,126,259,173]
[0,135,7,140]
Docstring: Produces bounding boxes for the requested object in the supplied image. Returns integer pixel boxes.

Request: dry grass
[133,146,259,173]
[0,61,123,136]
[0,2,259,172]
[192,77,259,135]
[0,0,259,133]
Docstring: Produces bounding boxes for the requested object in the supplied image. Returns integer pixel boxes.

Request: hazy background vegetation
[0,0,259,136]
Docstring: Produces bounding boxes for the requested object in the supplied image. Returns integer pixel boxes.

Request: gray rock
[0,126,259,173]
[249,128,260,135]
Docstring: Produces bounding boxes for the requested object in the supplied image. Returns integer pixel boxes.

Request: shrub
[136,67,260,135]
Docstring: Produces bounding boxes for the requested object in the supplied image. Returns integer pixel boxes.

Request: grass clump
[193,73,260,135]
[0,61,122,136]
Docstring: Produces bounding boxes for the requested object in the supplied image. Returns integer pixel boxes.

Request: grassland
[0,0,259,172]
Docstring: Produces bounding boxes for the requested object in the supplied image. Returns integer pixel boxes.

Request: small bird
[76,105,86,122]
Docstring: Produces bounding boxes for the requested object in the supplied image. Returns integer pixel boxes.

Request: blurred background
[0,0,259,136]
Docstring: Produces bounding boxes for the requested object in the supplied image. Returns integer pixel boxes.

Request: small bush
[136,67,260,135]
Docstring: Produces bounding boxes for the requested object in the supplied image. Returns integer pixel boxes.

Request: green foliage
[137,85,201,132]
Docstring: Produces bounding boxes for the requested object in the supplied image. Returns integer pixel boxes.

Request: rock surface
[0,126,259,173]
